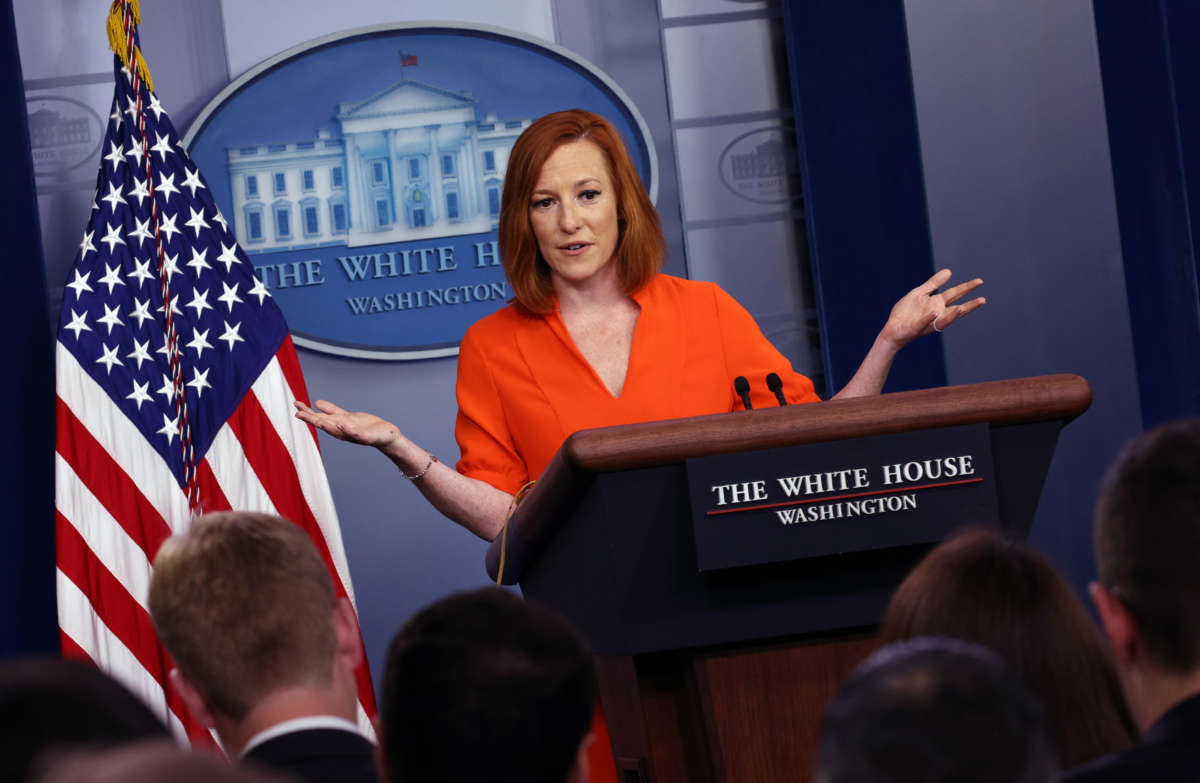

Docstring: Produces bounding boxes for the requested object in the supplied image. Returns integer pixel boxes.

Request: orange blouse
[454,274,821,494]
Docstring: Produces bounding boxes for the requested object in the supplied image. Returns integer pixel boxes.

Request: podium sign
[493,375,1090,783]
[686,424,999,571]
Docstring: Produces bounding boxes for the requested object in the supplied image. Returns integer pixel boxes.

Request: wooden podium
[485,374,1091,783]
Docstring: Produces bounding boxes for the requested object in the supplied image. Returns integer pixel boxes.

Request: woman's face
[528,139,620,290]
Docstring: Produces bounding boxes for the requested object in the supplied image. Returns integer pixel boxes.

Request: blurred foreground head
[380,587,595,783]
[817,638,1057,783]
[0,657,168,782]
[34,740,290,783]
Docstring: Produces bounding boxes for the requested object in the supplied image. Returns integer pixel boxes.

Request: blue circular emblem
[185,24,656,360]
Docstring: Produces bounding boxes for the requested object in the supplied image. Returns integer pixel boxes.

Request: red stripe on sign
[225,391,377,715]
[705,477,986,516]
[55,397,172,557]
[275,337,320,448]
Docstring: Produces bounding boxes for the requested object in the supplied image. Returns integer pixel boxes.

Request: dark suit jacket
[1064,692,1200,783]
[242,727,378,783]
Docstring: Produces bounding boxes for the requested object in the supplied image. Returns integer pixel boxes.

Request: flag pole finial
[106,0,154,93]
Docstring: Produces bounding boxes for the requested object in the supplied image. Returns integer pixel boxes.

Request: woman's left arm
[834,269,985,399]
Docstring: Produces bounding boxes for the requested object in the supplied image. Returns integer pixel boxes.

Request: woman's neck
[552,262,627,315]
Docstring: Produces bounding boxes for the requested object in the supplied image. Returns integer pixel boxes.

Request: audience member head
[879,526,1137,766]
[0,657,168,782]
[817,637,1057,783]
[380,587,595,783]
[1091,418,1200,727]
[33,740,291,783]
[499,108,665,313]
[148,511,361,754]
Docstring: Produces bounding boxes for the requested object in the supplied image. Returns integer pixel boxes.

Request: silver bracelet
[402,452,438,480]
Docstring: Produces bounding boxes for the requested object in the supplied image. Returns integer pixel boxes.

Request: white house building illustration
[226,78,532,253]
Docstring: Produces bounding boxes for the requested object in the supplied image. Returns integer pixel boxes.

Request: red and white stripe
[54,335,377,744]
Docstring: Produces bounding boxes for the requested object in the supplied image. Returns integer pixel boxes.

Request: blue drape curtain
[779,0,947,396]
[1,0,59,657]
[1093,0,1200,428]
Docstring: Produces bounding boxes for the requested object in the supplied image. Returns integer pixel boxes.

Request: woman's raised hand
[294,399,403,450]
[881,268,986,349]
[295,398,512,540]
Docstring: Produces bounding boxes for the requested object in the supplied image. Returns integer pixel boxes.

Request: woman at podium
[295,109,984,541]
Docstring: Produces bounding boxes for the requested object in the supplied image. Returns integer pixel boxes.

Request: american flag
[54,12,377,744]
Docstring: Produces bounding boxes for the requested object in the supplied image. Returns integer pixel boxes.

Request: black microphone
[734,376,753,410]
[766,373,788,406]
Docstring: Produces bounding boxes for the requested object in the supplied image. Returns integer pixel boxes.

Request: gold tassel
[106,0,154,94]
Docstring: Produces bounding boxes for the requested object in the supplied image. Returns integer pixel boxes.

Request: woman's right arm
[294,400,514,541]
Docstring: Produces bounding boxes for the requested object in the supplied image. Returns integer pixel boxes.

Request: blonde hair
[148,512,336,719]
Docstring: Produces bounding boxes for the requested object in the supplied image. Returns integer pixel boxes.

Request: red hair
[879,527,1138,767]
[498,109,664,313]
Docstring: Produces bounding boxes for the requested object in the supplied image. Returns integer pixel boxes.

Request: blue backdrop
[6,0,1198,677]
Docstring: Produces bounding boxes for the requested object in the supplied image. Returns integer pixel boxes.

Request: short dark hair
[380,587,595,783]
[0,658,169,782]
[817,638,1057,783]
[879,527,1137,767]
[1096,418,1200,673]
